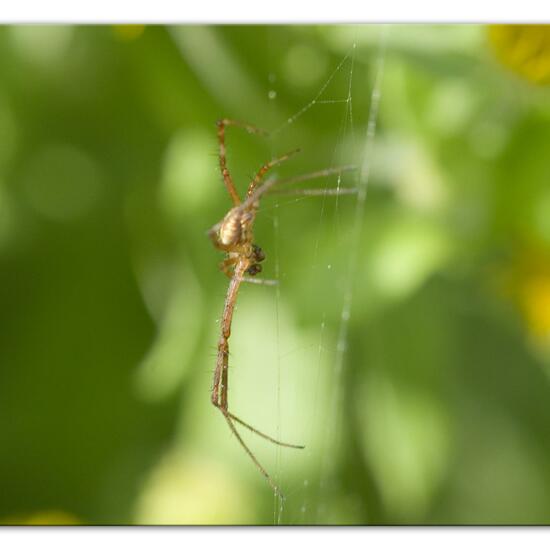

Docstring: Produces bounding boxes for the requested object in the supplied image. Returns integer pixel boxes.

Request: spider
[208,118,355,498]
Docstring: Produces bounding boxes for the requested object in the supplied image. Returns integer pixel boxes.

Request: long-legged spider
[209,118,355,498]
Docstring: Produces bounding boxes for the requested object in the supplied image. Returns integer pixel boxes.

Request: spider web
[136,25,389,527]
[262,26,388,524]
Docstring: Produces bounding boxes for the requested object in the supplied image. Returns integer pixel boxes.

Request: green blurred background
[2,24,550,525]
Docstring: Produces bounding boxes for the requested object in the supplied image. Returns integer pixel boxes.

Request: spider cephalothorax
[209,204,265,278]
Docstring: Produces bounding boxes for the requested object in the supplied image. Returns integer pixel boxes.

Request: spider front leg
[211,260,303,497]
[220,245,262,274]
[212,260,290,438]
[216,118,269,206]
[246,149,300,198]
[240,244,279,286]
[219,256,238,278]
[218,245,276,285]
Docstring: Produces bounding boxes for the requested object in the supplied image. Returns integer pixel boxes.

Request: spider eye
[252,244,265,262]
[246,264,262,276]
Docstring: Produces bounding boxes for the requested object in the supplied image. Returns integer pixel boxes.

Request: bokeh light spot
[9,25,74,67]
[368,218,450,300]
[283,43,329,89]
[134,450,254,525]
[358,372,451,521]
[160,129,216,221]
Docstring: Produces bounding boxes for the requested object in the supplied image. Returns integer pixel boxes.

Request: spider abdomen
[219,209,242,246]
[219,208,255,247]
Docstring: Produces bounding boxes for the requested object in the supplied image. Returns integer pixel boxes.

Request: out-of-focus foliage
[1,24,550,525]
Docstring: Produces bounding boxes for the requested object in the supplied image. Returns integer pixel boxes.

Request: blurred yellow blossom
[489,25,550,85]
[499,248,550,347]
[1,510,80,525]
[112,25,145,42]
[519,274,550,340]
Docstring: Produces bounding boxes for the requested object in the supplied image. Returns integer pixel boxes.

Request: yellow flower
[519,274,550,339]
[488,25,550,85]
[112,25,146,42]
[0,510,80,525]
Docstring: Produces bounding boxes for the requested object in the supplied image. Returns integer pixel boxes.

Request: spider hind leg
[222,411,285,500]
[211,401,303,500]
[227,410,304,449]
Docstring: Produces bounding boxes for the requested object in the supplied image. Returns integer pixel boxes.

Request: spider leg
[244,165,357,207]
[220,257,238,278]
[246,149,301,198]
[241,276,278,286]
[222,410,285,500]
[267,187,358,197]
[214,331,303,450]
[212,262,303,496]
[212,267,301,448]
[265,165,356,189]
[216,120,242,206]
[216,119,270,206]
[212,345,297,500]
[220,259,278,285]
[227,412,304,449]
[217,118,269,137]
